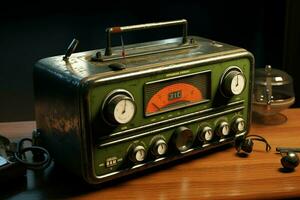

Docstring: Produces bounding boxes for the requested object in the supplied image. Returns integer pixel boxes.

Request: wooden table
[1,109,300,199]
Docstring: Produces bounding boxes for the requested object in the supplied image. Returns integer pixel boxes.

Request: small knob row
[129,139,168,163]
[173,117,246,153]
[198,117,245,143]
[129,117,245,163]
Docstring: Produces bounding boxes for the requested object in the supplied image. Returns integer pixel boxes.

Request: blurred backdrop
[0,0,299,122]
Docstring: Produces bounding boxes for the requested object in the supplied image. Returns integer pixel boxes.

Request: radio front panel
[34,20,254,184]
[84,57,251,179]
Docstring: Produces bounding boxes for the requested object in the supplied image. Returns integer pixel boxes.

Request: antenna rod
[63,38,79,61]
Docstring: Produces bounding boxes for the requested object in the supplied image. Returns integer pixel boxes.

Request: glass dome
[252,65,295,125]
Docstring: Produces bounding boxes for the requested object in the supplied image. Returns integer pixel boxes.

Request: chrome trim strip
[96,171,120,179]
[235,132,247,137]
[219,138,226,142]
[93,51,250,84]
[103,100,245,138]
[131,163,146,169]
[145,70,211,85]
[180,148,194,154]
[154,157,166,162]
[227,100,245,106]
[98,106,244,147]
[202,144,210,148]
[144,99,210,117]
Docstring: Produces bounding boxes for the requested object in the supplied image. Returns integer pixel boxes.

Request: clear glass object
[252,65,295,125]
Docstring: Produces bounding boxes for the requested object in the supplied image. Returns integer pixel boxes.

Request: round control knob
[103,92,136,125]
[173,126,194,152]
[152,139,168,156]
[216,121,230,137]
[233,117,246,133]
[130,145,146,163]
[221,69,246,97]
[198,126,214,142]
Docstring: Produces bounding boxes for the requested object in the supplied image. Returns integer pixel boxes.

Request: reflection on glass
[252,65,295,125]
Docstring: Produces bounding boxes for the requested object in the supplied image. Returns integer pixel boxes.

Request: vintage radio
[33,19,254,184]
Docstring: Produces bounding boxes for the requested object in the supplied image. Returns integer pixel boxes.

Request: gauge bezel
[219,66,246,97]
[102,89,136,125]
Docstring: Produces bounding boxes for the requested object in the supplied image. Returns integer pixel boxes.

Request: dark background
[0,0,299,122]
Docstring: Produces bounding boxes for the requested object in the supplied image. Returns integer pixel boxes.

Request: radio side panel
[33,61,83,177]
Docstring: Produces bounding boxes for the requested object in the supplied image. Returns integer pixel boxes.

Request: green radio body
[33,20,254,184]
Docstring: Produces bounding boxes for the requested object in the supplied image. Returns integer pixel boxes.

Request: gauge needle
[236,74,239,87]
[152,103,160,111]
[122,100,126,114]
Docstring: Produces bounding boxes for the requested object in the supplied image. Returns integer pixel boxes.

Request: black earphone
[235,135,300,171]
[235,134,272,155]
[276,147,300,171]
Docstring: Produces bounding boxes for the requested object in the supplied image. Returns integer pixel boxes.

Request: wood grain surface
[1,109,300,199]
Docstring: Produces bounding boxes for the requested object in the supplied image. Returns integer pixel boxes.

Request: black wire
[246,134,272,152]
[14,138,52,170]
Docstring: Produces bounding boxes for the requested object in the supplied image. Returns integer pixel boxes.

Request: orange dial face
[146,83,203,115]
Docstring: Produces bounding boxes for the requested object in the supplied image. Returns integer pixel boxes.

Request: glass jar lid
[252,65,295,125]
[254,65,293,86]
[253,65,295,104]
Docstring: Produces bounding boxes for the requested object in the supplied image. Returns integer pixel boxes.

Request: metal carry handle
[104,19,188,56]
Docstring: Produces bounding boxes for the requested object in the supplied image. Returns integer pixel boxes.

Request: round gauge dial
[221,69,246,97]
[104,93,136,125]
[231,73,246,95]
